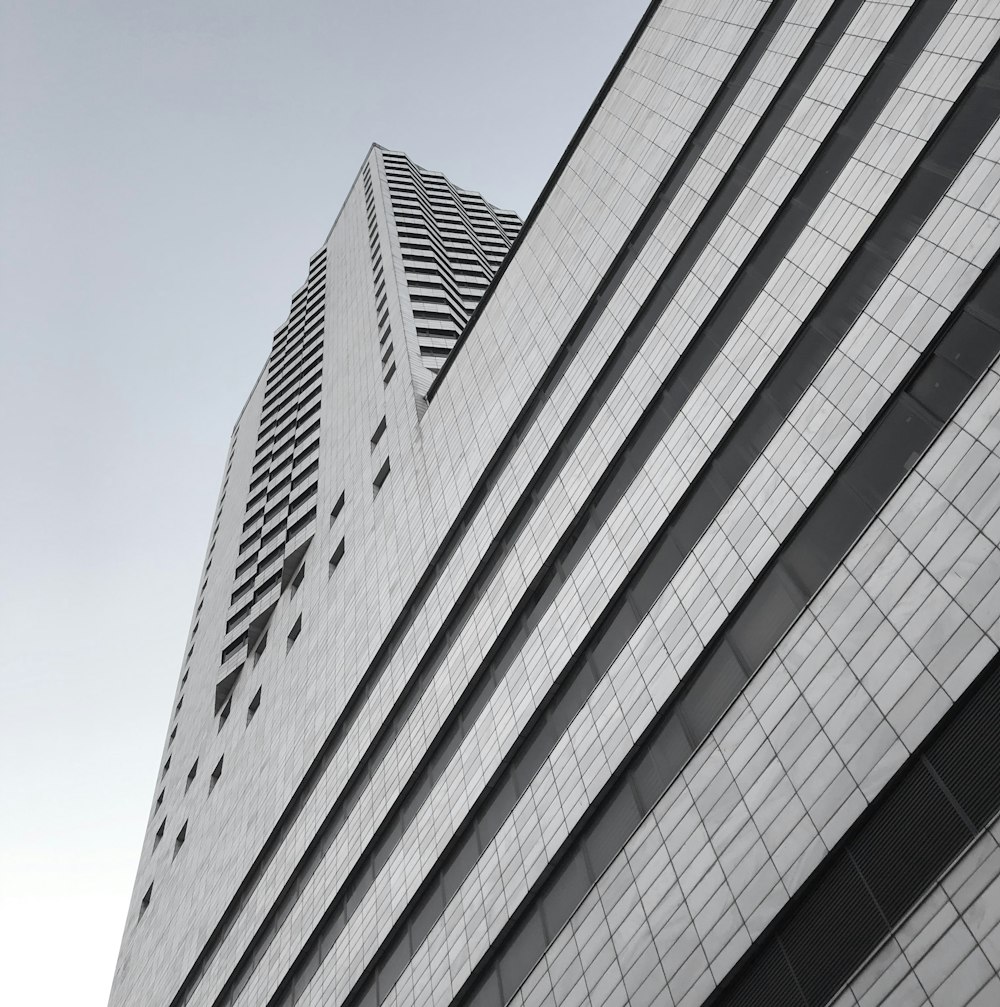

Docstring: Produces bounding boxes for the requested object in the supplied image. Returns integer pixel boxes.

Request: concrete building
[111,3,1000,1007]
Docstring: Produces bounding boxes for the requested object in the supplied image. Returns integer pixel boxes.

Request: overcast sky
[0,1,649,1004]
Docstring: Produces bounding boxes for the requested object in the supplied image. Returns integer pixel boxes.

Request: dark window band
[709,654,1000,1007]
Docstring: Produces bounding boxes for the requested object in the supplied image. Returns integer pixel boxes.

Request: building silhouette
[111,4,1000,1007]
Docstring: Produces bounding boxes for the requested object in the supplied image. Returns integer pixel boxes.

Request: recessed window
[173,821,187,860]
[209,756,224,795]
[373,457,391,496]
[154,788,164,812]
[371,416,387,450]
[383,361,396,385]
[175,695,183,714]
[185,759,198,793]
[247,687,262,725]
[287,615,302,652]
[168,726,177,747]
[291,563,305,595]
[330,491,345,527]
[253,630,268,666]
[138,883,153,921]
[218,697,231,732]
[161,756,171,779]
[153,818,165,851]
[329,538,345,577]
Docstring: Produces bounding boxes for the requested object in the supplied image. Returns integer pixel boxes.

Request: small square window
[247,687,262,725]
[209,756,224,795]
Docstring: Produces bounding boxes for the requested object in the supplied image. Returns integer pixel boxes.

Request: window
[253,630,268,666]
[383,361,396,385]
[373,457,391,496]
[154,788,164,812]
[291,563,305,596]
[209,756,224,795]
[138,883,152,921]
[371,416,387,450]
[175,694,183,714]
[173,821,187,860]
[330,491,345,526]
[168,726,177,747]
[329,538,345,577]
[247,687,262,725]
[161,756,171,778]
[218,697,231,732]
[153,819,165,851]
[287,615,302,652]
[185,759,198,793]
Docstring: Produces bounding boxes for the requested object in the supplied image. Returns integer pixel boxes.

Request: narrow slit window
[291,563,305,595]
[329,538,345,577]
[287,615,302,652]
[253,630,267,666]
[247,687,262,724]
[185,759,198,793]
[138,884,153,921]
[168,726,177,746]
[153,819,165,851]
[218,697,231,732]
[154,788,164,812]
[161,756,171,779]
[373,457,391,496]
[173,821,187,860]
[209,756,223,795]
[371,416,387,450]
[383,361,396,385]
[330,491,345,527]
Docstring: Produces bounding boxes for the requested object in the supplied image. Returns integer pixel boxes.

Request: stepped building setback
[112,3,1000,1007]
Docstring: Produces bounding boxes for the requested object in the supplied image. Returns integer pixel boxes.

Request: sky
[0,1,649,1003]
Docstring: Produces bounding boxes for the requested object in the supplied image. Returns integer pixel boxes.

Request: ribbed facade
[111,3,1000,1007]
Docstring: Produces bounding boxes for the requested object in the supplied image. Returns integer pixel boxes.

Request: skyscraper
[111,3,1000,1007]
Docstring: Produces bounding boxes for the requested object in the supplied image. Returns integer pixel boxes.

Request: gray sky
[0,1,648,1003]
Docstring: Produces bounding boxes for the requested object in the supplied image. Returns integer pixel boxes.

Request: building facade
[110,3,1000,1007]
